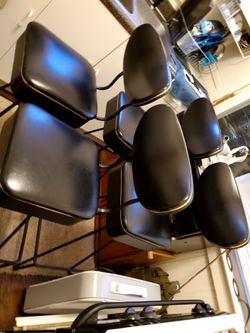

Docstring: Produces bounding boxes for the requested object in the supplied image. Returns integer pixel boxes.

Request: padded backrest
[132,104,193,214]
[123,24,171,106]
[11,22,97,127]
[103,92,144,155]
[182,98,222,158]
[195,162,249,248]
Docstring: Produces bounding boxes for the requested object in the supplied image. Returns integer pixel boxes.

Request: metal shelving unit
[217,0,250,58]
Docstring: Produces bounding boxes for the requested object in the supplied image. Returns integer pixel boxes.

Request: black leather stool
[107,162,172,250]
[123,23,172,106]
[182,98,223,158]
[103,92,144,156]
[195,162,249,249]
[1,22,172,127]
[10,22,97,127]
[0,103,99,224]
[132,104,193,215]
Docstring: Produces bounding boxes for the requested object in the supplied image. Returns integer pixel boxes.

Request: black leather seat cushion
[0,103,99,224]
[123,24,172,105]
[11,22,97,127]
[182,98,222,158]
[106,162,171,250]
[103,92,144,155]
[132,104,193,214]
[195,162,249,248]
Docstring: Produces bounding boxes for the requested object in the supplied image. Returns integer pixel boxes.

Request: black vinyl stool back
[132,104,193,215]
[195,162,249,249]
[123,24,172,106]
[182,98,223,158]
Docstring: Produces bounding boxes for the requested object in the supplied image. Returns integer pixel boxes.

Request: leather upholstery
[0,103,99,224]
[123,24,172,105]
[182,98,222,158]
[11,22,97,128]
[170,204,201,239]
[103,92,144,155]
[195,162,249,248]
[132,104,193,214]
[106,162,172,250]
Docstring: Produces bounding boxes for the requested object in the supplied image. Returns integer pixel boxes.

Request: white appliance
[24,271,161,314]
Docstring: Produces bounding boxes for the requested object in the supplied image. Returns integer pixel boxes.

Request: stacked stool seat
[10,22,97,127]
[0,103,99,224]
[103,92,144,156]
[106,162,172,250]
